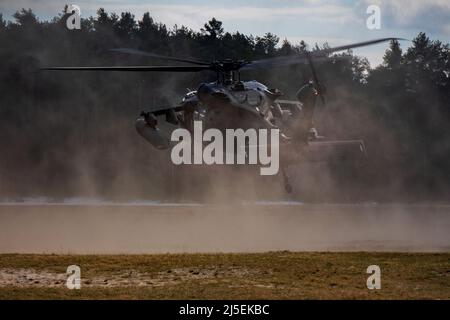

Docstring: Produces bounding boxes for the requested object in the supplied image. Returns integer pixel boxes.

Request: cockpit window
[246,91,261,106]
[233,91,247,103]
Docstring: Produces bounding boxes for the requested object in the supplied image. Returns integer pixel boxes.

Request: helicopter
[43,37,402,193]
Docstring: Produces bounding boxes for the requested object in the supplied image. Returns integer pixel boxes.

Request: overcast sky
[1,0,449,66]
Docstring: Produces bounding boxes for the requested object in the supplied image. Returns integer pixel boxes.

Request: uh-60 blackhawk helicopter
[43,37,402,193]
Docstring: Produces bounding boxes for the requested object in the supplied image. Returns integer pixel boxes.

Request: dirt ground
[0,266,255,288]
[0,253,449,299]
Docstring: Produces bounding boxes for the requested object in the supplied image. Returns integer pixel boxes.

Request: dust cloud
[1,11,450,255]
[0,202,449,254]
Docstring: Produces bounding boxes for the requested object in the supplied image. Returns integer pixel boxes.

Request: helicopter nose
[197,83,213,99]
[197,83,230,104]
[197,83,217,104]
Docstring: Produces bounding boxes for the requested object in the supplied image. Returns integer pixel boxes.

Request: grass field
[0,252,449,299]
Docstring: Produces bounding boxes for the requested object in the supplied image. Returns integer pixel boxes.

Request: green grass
[0,252,449,299]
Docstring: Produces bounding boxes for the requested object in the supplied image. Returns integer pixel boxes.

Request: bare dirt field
[0,202,449,253]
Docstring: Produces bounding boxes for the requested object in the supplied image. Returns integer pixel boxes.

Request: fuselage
[182,80,281,132]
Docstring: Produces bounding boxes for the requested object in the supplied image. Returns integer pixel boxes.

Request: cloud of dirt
[1,203,449,253]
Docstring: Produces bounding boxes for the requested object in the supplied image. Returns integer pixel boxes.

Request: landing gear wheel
[281,166,293,194]
[284,182,293,194]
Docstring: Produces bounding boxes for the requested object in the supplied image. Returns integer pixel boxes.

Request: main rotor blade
[311,37,407,56]
[241,55,309,70]
[110,48,210,66]
[242,37,404,70]
[241,55,348,70]
[41,66,212,72]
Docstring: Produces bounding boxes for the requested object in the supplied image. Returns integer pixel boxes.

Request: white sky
[1,0,449,67]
